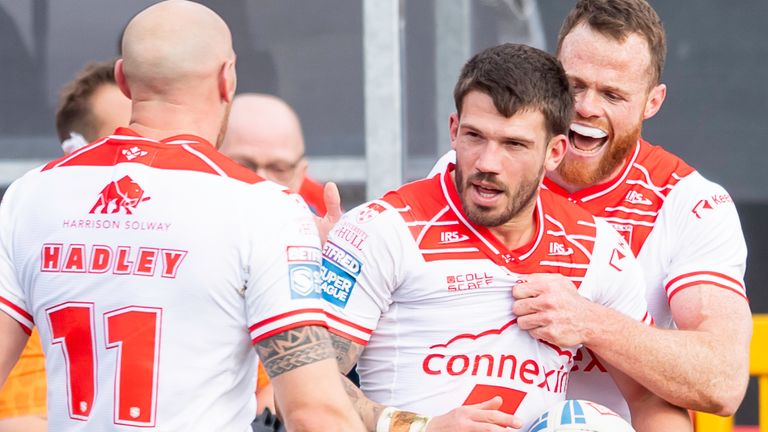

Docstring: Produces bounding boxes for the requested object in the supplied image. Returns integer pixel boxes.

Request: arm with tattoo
[255,326,365,431]
[255,325,337,377]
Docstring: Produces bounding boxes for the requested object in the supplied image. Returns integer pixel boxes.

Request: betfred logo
[90,175,150,215]
[323,242,361,276]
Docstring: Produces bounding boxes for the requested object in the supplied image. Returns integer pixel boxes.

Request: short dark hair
[454,43,573,138]
[55,59,118,143]
[557,0,666,86]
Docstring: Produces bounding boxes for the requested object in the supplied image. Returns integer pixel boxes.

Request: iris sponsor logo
[321,242,362,307]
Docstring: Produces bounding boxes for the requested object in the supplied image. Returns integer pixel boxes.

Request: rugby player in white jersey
[518,0,751,420]
[0,2,364,431]
[427,0,751,421]
[321,43,691,431]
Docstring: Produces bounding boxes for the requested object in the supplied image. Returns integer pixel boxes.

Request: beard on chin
[557,122,640,188]
[456,164,541,228]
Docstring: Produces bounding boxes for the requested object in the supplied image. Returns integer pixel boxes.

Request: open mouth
[471,181,503,204]
[569,123,608,156]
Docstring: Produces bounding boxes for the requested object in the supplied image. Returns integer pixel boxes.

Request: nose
[474,141,503,174]
[575,89,601,119]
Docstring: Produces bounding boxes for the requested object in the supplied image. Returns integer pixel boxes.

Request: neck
[486,200,538,251]
[128,100,223,146]
[545,154,628,194]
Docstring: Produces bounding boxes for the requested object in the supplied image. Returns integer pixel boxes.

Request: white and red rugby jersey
[0,128,326,431]
[542,140,749,418]
[321,166,651,430]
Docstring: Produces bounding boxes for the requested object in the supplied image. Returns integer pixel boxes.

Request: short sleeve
[662,174,747,301]
[245,191,326,344]
[320,201,404,345]
[0,179,33,333]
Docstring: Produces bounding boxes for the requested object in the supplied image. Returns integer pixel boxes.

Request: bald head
[116,1,237,146]
[221,94,307,192]
[121,0,234,96]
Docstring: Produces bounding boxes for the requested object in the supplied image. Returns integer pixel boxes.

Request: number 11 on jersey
[47,302,162,427]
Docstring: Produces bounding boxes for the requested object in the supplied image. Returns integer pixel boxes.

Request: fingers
[466,397,523,429]
[468,395,503,410]
[323,181,342,223]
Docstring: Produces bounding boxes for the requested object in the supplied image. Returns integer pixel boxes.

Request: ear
[297,158,308,178]
[449,112,460,150]
[219,58,237,103]
[544,133,568,172]
[643,83,666,120]
[114,59,131,99]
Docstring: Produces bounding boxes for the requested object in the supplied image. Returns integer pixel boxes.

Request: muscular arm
[515,275,751,415]
[585,285,750,415]
[0,311,27,389]
[255,325,365,431]
[606,359,692,431]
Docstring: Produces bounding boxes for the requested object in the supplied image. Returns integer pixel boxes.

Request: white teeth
[570,123,607,139]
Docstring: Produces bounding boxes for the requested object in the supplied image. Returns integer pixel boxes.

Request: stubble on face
[455,162,542,228]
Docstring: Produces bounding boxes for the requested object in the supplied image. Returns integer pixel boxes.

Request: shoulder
[539,188,598,233]
[634,139,695,183]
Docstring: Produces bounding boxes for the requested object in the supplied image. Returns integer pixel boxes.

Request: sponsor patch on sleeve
[287,246,322,299]
[320,242,362,307]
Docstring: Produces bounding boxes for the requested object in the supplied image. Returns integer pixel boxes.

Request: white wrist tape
[375,407,432,432]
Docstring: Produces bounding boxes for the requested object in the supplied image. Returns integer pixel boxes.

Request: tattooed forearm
[341,376,383,431]
[255,325,336,378]
[330,333,365,373]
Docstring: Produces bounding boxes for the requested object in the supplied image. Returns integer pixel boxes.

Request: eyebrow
[570,75,629,97]
[461,121,537,146]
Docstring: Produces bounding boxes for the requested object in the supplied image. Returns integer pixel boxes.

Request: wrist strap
[376,407,398,432]
[376,407,432,432]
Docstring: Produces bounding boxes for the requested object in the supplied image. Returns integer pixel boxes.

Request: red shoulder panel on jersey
[381,167,597,286]
[42,128,266,185]
[544,140,696,255]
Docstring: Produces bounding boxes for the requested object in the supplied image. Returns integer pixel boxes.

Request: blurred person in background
[55,59,132,154]
[221,93,328,216]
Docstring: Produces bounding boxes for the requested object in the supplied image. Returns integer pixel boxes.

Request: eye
[504,140,527,149]
[604,92,624,103]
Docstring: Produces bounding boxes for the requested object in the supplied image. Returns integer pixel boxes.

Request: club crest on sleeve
[356,202,385,224]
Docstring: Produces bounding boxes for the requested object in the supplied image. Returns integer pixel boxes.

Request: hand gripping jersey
[542,140,748,418]
[0,128,326,431]
[322,167,652,430]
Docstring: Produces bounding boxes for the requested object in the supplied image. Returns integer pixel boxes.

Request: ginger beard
[455,162,543,228]
[557,119,641,187]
